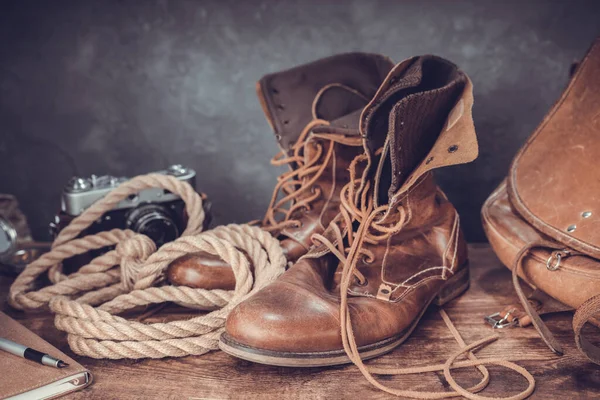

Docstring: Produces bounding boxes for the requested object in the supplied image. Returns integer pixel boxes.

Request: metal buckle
[484,309,518,329]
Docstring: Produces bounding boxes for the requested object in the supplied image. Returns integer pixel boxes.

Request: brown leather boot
[167,53,394,289]
[219,55,479,366]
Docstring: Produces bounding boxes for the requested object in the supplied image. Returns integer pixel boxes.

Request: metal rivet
[275,134,281,141]
[567,224,577,233]
[389,77,398,85]
[582,211,592,218]
[448,145,459,153]
[426,156,434,165]
[381,289,390,294]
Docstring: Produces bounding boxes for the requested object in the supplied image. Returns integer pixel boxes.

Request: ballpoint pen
[0,337,69,368]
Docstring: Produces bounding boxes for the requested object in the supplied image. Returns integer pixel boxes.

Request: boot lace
[261,119,362,233]
[310,152,541,399]
[311,151,406,286]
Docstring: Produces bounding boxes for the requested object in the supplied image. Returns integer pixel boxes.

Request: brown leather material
[498,290,575,328]
[573,294,600,364]
[360,56,468,197]
[168,55,391,289]
[482,182,600,309]
[359,57,478,203]
[483,37,600,365]
[167,252,238,290]
[483,182,600,357]
[276,134,364,252]
[223,55,478,357]
[168,128,366,288]
[508,38,600,258]
[512,240,568,355]
[330,174,467,302]
[225,256,454,352]
[498,304,535,327]
[257,52,394,151]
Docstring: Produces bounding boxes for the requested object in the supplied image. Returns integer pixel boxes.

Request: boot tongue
[311,84,367,136]
[321,109,363,136]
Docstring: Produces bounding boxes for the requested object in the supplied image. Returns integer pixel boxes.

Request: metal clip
[484,309,518,329]
[546,252,562,271]
[546,249,572,271]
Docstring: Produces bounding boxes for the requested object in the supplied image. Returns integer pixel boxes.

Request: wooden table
[2,244,599,399]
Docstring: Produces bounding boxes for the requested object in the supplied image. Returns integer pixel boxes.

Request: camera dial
[125,204,179,247]
[67,177,92,193]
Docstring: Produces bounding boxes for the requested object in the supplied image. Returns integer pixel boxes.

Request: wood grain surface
[1,244,599,399]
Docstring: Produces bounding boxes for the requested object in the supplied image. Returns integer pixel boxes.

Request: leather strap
[514,240,600,364]
[529,289,574,315]
[573,294,600,364]
[498,290,573,327]
[512,240,571,355]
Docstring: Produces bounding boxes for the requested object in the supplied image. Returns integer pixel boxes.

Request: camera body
[50,165,198,272]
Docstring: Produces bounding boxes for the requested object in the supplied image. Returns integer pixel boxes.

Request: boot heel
[433,263,470,306]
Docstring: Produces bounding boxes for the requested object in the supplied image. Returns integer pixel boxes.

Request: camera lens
[125,204,179,247]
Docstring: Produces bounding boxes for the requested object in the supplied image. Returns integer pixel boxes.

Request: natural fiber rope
[5,170,549,396]
[8,174,286,359]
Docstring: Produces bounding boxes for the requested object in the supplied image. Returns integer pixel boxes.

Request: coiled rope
[9,174,286,359]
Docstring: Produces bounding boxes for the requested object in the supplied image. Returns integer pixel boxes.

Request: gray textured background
[1,0,599,242]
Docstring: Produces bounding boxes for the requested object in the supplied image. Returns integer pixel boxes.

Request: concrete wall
[1,0,599,241]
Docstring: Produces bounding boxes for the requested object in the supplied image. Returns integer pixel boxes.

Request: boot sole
[219,264,470,367]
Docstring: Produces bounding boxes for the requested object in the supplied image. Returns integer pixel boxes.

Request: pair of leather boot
[171,53,478,367]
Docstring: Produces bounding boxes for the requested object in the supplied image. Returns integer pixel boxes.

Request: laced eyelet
[294,220,304,228]
[361,255,374,265]
[354,276,368,286]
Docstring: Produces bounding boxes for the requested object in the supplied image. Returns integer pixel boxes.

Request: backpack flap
[508,38,600,259]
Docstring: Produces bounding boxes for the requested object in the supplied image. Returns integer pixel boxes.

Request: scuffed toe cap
[223,257,427,354]
[224,261,342,353]
[167,251,236,290]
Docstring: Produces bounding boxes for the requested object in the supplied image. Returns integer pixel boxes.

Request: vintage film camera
[50,164,208,272]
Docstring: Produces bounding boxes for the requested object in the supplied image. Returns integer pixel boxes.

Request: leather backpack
[482,37,600,365]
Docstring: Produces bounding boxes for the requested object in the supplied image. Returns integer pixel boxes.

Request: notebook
[0,312,92,399]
